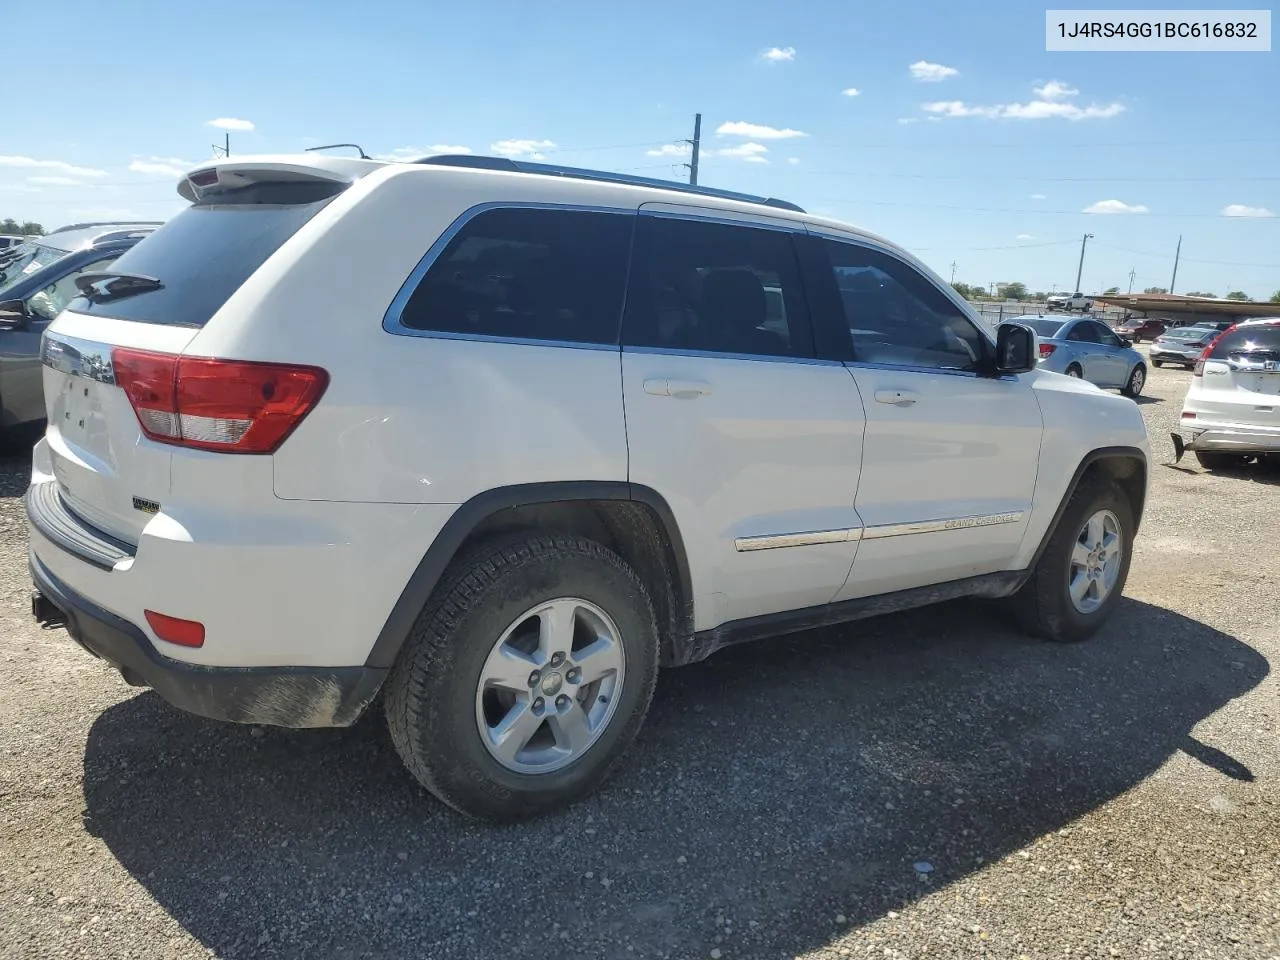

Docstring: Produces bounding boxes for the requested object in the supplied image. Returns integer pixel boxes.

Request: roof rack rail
[48,220,164,235]
[304,142,371,159]
[415,154,806,213]
[90,227,159,245]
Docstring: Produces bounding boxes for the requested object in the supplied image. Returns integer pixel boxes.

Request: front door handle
[643,378,712,398]
[874,388,919,406]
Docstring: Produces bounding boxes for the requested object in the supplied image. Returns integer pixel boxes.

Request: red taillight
[112,349,328,454]
[1192,329,1231,378]
[1182,412,1196,418]
[1038,342,1057,359]
[187,168,219,187]
[145,610,205,648]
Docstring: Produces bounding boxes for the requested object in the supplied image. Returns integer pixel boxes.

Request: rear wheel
[1121,364,1146,398]
[1194,450,1252,471]
[1011,478,1134,643]
[1065,364,1083,379]
[384,533,659,821]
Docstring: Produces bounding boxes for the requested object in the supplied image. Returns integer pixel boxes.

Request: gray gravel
[2,360,1278,960]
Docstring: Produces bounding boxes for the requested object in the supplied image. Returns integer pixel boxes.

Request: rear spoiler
[177,155,388,202]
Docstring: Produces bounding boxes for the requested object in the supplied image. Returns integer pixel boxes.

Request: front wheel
[1011,479,1134,643]
[384,533,660,821]
[1121,364,1146,398]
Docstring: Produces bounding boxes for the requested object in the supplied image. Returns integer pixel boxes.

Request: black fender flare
[364,482,692,669]
[1027,445,1148,570]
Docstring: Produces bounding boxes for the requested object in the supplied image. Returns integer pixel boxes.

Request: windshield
[1024,318,1066,338]
[0,241,72,297]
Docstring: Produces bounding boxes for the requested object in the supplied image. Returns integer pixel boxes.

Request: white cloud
[896,117,919,125]
[0,155,107,178]
[491,138,556,160]
[129,158,192,178]
[787,157,801,165]
[716,121,808,140]
[841,87,861,97]
[910,60,959,82]
[425,143,472,155]
[1222,203,1275,218]
[716,142,770,164]
[1030,193,1048,200]
[760,46,796,63]
[27,176,83,186]
[206,117,255,131]
[1033,80,1079,101]
[1016,233,1035,240]
[922,82,1124,122]
[1084,199,1148,214]
[646,143,690,158]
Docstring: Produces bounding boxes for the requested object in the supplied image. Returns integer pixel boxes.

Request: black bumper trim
[30,556,385,728]
[26,481,134,571]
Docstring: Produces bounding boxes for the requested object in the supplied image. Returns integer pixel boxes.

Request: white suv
[1175,317,1280,468]
[26,153,1151,820]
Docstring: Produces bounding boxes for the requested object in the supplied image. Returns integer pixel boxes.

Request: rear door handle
[874,388,919,406]
[643,378,712,398]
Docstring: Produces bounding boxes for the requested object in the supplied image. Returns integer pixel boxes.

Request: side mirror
[995,322,1037,375]
[0,299,30,332]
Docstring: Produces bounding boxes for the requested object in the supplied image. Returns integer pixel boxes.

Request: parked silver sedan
[1015,315,1147,396]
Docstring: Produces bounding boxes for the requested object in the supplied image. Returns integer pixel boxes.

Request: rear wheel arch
[365,482,694,671]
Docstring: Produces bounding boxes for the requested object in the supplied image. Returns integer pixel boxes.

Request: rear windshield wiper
[74,271,164,303]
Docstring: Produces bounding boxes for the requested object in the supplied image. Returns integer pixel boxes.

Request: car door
[620,210,866,630]
[0,252,120,426]
[1062,319,1112,384]
[802,234,1043,601]
[1093,321,1132,384]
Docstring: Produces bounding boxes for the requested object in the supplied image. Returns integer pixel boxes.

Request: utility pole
[225,132,230,158]
[1128,268,1136,294]
[1169,235,1182,294]
[682,113,702,186]
[950,261,957,284]
[1074,233,1094,294]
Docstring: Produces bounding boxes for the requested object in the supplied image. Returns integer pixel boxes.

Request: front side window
[622,216,814,359]
[0,242,71,297]
[1094,323,1124,347]
[398,207,633,345]
[822,239,985,371]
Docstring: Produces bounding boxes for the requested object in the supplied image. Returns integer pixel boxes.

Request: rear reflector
[1182,412,1196,418]
[144,610,205,648]
[112,349,328,454]
[1038,343,1057,359]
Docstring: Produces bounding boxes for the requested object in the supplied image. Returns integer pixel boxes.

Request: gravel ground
[1,358,1277,960]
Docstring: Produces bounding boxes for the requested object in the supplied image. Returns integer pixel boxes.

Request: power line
[1091,240,1280,269]
[811,197,1280,220]
[799,170,1280,183]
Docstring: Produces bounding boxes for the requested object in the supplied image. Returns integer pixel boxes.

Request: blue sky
[4,0,1278,298]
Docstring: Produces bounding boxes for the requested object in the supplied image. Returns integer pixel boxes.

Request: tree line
[0,219,45,237]
[953,280,1280,304]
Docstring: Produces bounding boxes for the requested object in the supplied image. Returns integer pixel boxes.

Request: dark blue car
[0,222,160,430]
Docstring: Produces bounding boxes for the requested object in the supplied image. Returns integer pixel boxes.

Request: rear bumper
[1176,422,1280,454]
[1150,349,1199,365]
[30,554,386,728]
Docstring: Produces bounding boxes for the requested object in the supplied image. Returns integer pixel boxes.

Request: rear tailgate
[41,315,199,543]
[1195,323,1280,428]
[34,159,366,546]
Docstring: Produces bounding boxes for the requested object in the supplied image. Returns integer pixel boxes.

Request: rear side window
[397,207,633,345]
[68,182,341,327]
[622,216,814,359]
[1209,324,1280,362]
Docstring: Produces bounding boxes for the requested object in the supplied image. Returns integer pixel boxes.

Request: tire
[1194,450,1252,471]
[1011,478,1134,643]
[1121,364,1146,398]
[384,533,660,821]
[1065,364,1083,379]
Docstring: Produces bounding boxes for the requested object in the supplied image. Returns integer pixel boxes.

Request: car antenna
[304,143,371,160]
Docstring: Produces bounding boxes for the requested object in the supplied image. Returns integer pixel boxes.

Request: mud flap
[1171,432,1186,463]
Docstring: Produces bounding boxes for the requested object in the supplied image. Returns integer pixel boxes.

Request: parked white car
[1175,317,1280,469]
[26,152,1151,820]
[1047,292,1093,312]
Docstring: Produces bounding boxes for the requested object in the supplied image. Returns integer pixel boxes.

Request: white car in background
[1175,318,1280,470]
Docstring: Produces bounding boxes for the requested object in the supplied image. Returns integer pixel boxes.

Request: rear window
[1209,324,1280,362]
[1024,318,1066,338]
[68,182,341,327]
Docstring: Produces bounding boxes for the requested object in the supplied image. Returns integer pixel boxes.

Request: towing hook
[31,591,65,627]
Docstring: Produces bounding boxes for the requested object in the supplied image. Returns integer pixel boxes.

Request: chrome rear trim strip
[735,511,1025,552]
[735,527,862,552]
